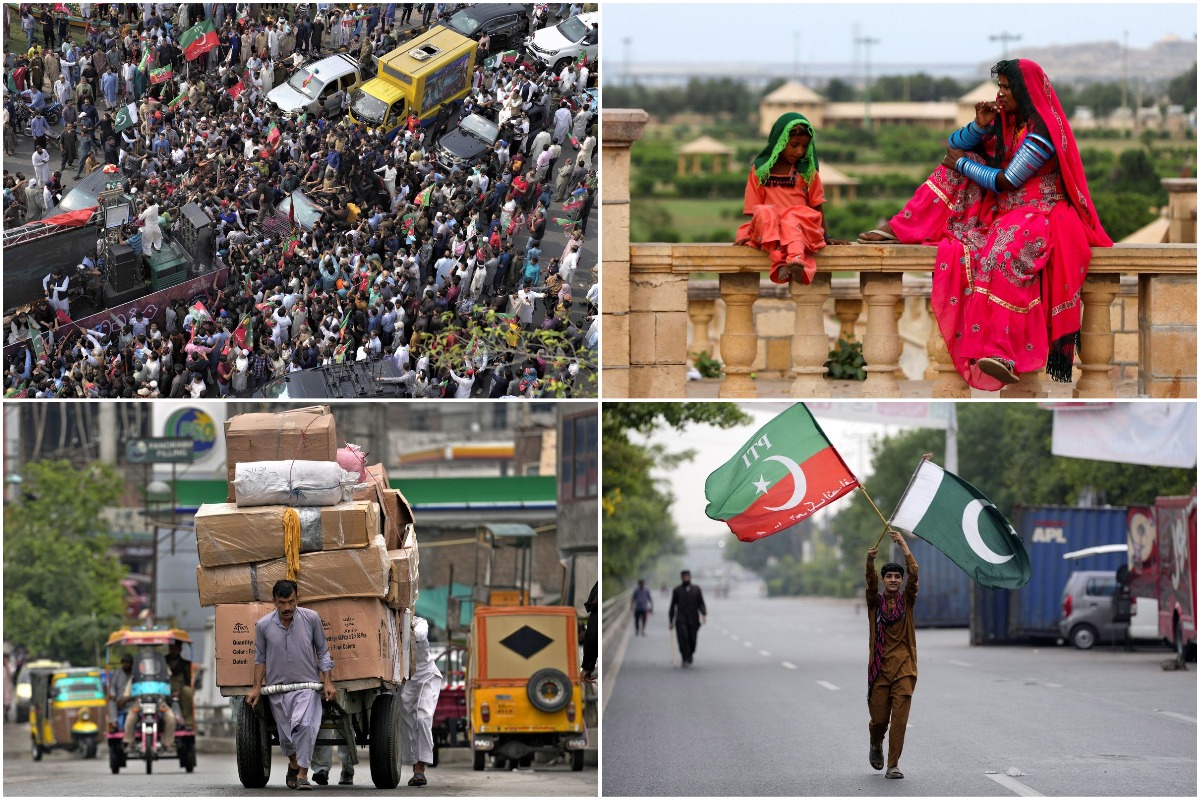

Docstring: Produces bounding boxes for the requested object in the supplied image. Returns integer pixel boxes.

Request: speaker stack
[102,243,148,307]
[176,202,215,273]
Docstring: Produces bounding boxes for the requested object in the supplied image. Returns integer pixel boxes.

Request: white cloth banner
[1051,403,1197,468]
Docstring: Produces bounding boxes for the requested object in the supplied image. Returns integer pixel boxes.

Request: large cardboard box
[380,488,416,550]
[197,534,391,606]
[352,463,391,501]
[213,599,406,686]
[224,407,338,500]
[386,540,419,610]
[195,501,380,567]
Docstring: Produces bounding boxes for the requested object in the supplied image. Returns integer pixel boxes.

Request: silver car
[1060,570,1129,649]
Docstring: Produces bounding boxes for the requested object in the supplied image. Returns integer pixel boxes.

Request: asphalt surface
[602,581,1197,797]
[3,722,596,797]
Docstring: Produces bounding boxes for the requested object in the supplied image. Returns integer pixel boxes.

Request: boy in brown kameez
[865,529,918,779]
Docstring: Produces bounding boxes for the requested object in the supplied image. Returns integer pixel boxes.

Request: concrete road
[602,582,1197,797]
[3,723,595,797]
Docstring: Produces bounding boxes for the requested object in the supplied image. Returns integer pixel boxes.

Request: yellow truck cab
[467,605,587,771]
[349,27,477,138]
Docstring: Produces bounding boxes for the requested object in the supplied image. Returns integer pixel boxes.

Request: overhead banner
[1051,403,1197,468]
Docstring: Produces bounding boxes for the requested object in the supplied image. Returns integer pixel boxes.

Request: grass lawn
[631,197,745,243]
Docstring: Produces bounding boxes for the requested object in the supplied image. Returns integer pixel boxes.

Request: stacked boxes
[200,407,419,688]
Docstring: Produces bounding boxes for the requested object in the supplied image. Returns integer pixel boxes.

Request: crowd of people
[2,2,600,399]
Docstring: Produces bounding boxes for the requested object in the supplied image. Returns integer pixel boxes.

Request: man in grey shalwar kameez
[248,580,335,791]
[401,616,443,786]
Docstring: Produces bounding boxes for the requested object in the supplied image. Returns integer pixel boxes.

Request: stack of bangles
[261,682,324,695]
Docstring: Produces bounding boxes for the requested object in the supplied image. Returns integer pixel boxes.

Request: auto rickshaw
[103,628,198,775]
[29,667,107,760]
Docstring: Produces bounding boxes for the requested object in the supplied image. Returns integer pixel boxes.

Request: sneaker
[311,770,329,786]
[338,770,354,786]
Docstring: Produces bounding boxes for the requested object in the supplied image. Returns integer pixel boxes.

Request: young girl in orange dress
[735,112,847,283]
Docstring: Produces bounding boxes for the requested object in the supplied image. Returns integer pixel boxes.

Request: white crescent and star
[962,499,1014,565]
[760,455,808,512]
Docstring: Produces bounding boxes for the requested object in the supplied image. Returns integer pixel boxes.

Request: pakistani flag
[705,404,859,542]
[180,19,218,61]
[889,459,1031,590]
[114,103,139,133]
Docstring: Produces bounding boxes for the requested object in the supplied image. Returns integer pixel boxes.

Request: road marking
[950,659,974,667]
[984,773,1043,797]
[816,680,840,691]
[1045,683,1062,688]
[1158,711,1196,724]
[4,776,45,784]
[730,634,739,641]
[759,650,771,657]
[743,640,753,648]
[781,661,798,670]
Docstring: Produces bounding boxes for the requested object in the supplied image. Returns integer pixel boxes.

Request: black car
[441,3,530,51]
[436,107,548,171]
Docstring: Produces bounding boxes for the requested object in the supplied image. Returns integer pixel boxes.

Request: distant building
[677,136,736,176]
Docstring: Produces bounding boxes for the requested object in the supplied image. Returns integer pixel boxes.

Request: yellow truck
[349,27,477,137]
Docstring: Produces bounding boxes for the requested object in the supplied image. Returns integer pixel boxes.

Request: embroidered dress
[887,60,1111,390]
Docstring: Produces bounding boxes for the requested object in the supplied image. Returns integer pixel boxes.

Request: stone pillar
[1075,274,1120,398]
[718,273,760,398]
[1139,272,1198,398]
[630,266,689,398]
[602,109,649,398]
[789,273,832,397]
[692,154,703,176]
[688,298,717,359]
[927,299,970,398]
[1001,367,1048,398]
[676,152,686,177]
[833,298,862,343]
[1164,178,1197,244]
[860,273,903,397]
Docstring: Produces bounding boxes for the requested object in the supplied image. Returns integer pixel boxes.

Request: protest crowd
[2,2,599,398]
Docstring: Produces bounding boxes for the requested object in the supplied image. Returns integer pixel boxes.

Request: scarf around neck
[867,590,906,697]
[753,112,818,185]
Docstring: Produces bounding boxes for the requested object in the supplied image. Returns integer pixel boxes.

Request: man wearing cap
[865,529,919,780]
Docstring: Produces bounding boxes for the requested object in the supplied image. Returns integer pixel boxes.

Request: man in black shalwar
[668,570,707,667]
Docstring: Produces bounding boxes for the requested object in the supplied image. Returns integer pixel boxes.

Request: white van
[524,12,597,73]
[267,53,372,118]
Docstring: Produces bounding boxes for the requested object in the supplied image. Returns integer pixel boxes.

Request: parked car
[267,53,372,118]
[1060,570,1129,649]
[524,12,598,74]
[441,3,530,52]
[435,109,547,172]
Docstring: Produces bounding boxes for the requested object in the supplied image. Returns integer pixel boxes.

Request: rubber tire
[45,108,60,125]
[527,668,571,713]
[181,740,196,773]
[472,750,485,771]
[518,753,534,768]
[109,744,121,775]
[145,749,153,774]
[571,749,584,772]
[369,693,402,789]
[1071,623,1097,650]
[31,736,42,762]
[84,737,97,759]
[553,57,570,75]
[235,698,271,789]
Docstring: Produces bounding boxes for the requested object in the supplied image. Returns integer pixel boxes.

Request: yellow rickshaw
[29,667,107,760]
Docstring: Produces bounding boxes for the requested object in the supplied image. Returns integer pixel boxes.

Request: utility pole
[855,34,879,132]
[1122,30,1130,123]
[793,31,800,81]
[990,31,1021,60]
[623,36,632,88]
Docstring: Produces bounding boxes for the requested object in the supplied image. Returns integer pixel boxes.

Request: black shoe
[311,770,329,785]
[338,771,354,786]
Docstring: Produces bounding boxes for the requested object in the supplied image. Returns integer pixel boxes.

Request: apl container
[1008,505,1128,639]
[907,536,971,628]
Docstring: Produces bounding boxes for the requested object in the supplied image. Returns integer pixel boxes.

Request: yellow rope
[282,507,302,580]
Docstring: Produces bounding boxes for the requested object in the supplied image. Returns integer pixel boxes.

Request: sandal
[408,773,428,787]
[976,357,1019,385]
[857,228,898,244]
[885,767,904,779]
[869,745,884,771]
[286,766,299,790]
[296,777,313,790]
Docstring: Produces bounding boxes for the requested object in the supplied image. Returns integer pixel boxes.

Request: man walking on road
[668,570,706,667]
[248,580,336,791]
[632,579,653,636]
[866,530,919,779]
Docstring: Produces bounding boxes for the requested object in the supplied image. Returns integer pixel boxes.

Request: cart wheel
[236,698,271,788]
[571,750,584,772]
[472,750,485,771]
[31,736,42,762]
[369,693,402,789]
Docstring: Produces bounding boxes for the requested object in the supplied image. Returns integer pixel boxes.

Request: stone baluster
[718,273,760,398]
[860,273,903,397]
[833,298,862,342]
[926,299,970,397]
[788,273,832,397]
[1002,367,1048,398]
[688,298,716,360]
[893,298,906,382]
[1075,274,1120,398]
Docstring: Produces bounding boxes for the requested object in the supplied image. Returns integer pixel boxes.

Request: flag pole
[870,453,935,548]
[856,484,895,549]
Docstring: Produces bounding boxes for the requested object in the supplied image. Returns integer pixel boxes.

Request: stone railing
[602,109,1198,399]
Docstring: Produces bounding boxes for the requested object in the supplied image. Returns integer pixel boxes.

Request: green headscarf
[753,112,819,185]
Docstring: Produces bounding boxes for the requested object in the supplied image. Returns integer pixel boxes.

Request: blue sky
[602,2,1197,67]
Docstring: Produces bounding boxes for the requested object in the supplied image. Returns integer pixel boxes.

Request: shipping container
[969,582,1012,645]
[906,536,971,627]
[1008,506,1128,639]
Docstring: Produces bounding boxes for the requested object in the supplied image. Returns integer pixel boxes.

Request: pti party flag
[888,458,1031,590]
[189,301,212,327]
[228,79,246,99]
[149,64,173,84]
[114,103,139,133]
[704,404,859,542]
[167,89,187,110]
[180,19,218,61]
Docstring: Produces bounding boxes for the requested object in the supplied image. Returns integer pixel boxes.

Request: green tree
[1167,63,1197,113]
[1110,148,1168,201]
[824,77,856,102]
[4,460,129,666]
[1076,82,1125,119]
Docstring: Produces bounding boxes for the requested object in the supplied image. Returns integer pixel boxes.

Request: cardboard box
[197,534,391,606]
[352,463,391,501]
[379,488,416,550]
[386,540,419,610]
[195,501,380,568]
[213,599,405,686]
[224,407,338,500]
[213,602,274,687]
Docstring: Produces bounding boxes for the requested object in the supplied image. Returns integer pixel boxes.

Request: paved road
[602,581,1196,797]
[3,722,594,797]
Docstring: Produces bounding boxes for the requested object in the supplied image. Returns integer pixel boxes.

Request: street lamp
[855,34,880,132]
[145,480,173,623]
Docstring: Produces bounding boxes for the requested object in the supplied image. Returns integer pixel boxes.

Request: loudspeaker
[105,243,143,293]
[176,202,214,272]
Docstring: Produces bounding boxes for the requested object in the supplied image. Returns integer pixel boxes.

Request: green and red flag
[167,88,187,109]
[179,19,219,61]
[137,48,151,73]
[704,403,859,542]
[888,457,1031,589]
[149,64,173,84]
